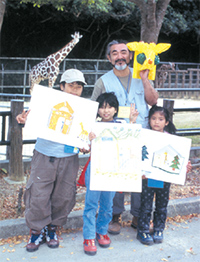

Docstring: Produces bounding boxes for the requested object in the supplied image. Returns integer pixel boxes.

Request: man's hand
[140,69,149,81]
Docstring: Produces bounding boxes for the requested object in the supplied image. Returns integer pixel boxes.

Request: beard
[112,59,128,71]
[115,64,127,71]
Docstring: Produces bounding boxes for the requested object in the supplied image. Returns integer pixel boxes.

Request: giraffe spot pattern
[29,32,82,91]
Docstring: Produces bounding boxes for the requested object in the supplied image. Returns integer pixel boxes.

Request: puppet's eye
[137,53,146,65]
[154,55,160,65]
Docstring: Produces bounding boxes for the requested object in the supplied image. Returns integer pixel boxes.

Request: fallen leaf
[161,258,168,261]
[186,247,196,255]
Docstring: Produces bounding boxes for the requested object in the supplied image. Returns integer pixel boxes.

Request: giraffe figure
[157,63,175,88]
[29,32,82,93]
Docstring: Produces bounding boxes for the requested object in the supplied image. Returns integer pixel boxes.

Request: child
[16,69,89,252]
[83,92,131,256]
[136,105,192,245]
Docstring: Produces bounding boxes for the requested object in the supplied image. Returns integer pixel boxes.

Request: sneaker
[131,216,138,229]
[153,231,163,244]
[26,228,46,252]
[96,233,111,248]
[83,239,97,256]
[137,231,153,245]
[46,225,59,248]
[108,214,121,235]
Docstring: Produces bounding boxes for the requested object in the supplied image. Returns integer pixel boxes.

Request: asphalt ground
[0,216,199,262]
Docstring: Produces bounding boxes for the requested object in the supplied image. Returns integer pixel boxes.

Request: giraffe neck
[51,39,78,66]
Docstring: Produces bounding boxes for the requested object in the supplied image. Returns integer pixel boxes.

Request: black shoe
[137,231,153,246]
[153,231,163,244]
[108,214,121,235]
[131,216,138,229]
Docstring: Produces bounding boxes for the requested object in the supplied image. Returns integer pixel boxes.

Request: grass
[173,112,200,147]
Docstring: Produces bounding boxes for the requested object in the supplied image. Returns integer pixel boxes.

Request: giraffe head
[71,32,83,44]
[126,41,171,80]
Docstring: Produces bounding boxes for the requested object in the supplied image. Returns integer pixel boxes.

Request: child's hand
[186,160,192,174]
[89,132,96,141]
[80,147,90,154]
[16,110,30,124]
[129,103,139,124]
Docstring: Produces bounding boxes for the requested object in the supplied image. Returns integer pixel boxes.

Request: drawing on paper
[152,144,184,175]
[94,126,140,177]
[78,122,89,142]
[90,123,142,192]
[48,101,74,134]
[142,145,149,161]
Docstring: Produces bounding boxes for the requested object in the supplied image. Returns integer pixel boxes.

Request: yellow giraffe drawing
[49,101,74,134]
[79,122,89,142]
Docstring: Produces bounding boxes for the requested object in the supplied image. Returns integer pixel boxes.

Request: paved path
[1,217,199,262]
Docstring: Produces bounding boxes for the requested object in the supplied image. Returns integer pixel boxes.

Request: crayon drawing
[141,129,191,185]
[90,123,142,192]
[24,84,99,149]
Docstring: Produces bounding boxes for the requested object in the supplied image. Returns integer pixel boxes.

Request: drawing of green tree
[170,155,180,170]
[142,145,149,161]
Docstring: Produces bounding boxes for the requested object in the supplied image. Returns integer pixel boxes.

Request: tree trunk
[9,100,24,182]
[130,0,171,43]
[0,0,6,32]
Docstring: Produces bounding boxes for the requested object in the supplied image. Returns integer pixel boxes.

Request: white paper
[90,123,142,192]
[141,129,191,185]
[24,84,99,149]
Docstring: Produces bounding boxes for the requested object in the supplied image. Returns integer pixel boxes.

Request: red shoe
[83,239,97,256]
[96,233,111,248]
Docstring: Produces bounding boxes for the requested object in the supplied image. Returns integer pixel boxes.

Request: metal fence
[0,57,200,99]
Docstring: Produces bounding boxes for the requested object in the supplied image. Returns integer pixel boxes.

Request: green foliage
[17,0,200,37]
[163,0,200,37]
[19,0,112,12]
[17,0,137,20]
[3,0,199,60]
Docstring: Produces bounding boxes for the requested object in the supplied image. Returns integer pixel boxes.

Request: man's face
[107,43,132,71]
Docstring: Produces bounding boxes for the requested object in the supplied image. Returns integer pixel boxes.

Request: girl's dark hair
[96,92,119,118]
[149,105,176,134]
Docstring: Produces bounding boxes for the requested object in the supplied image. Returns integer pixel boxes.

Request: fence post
[8,100,24,181]
[163,99,174,122]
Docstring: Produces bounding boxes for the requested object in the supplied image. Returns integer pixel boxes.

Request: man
[91,39,158,235]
